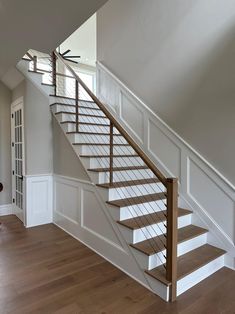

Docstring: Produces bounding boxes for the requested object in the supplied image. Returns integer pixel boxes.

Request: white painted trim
[11,97,25,224]
[0,204,13,216]
[25,173,54,178]
[97,61,235,192]
[96,62,235,259]
[53,174,93,186]
[25,175,53,227]
[177,255,225,296]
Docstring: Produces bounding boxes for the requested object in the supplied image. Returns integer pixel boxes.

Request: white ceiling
[60,14,97,67]
[0,0,108,79]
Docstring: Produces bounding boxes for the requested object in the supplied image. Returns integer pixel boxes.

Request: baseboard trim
[0,204,13,216]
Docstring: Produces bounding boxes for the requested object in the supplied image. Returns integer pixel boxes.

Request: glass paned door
[11,100,25,223]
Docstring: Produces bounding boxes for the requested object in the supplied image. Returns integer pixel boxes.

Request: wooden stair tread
[107,192,166,208]
[81,154,138,158]
[118,208,191,230]
[42,83,55,87]
[146,244,226,285]
[22,57,31,61]
[131,225,208,256]
[60,121,109,127]
[88,165,148,173]
[28,70,42,75]
[67,131,122,136]
[55,111,107,118]
[73,142,130,146]
[97,178,160,189]
[51,103,101,111]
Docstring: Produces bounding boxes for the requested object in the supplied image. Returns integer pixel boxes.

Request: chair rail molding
[96,61,235,264]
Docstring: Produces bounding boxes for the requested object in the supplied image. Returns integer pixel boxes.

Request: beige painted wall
[24,80,53,175]
[12,80,25,102]
[12,80,90,181]
[97,0,235,185]
[0,82,12,205]
[12,80,53,175]
[53,117,90,181]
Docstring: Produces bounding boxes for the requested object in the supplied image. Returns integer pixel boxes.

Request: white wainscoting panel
[25,175,53,227]
[0,204,13,216]
[81,186,122,246]
[188,157,235,243]
[97,61,235,262]
[53,175,157,296]
[55,177,80,224]
[120,91,145,144]
[149,119,181,180]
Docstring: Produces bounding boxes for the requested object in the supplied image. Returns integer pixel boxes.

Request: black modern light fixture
[59,48,81,64]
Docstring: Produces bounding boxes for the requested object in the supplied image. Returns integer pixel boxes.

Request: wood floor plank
[0,215,234,314]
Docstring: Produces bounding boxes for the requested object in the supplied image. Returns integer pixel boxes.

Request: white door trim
[11,97,25,224]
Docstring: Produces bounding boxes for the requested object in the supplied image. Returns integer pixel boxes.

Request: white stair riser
[118,214,192,245]
[89,168,154,184]
[108,199,166,221]
[133,215,192,243]
[132,233,208,271]
[147,274,169,301]
[177,255,225,296]
[51,105,105,117]
[61,123,120,134]
[98,182,166,202]
[68,133,127,145]
[120,200,166,220]
[50,97,94,105]
[74,145,135,156]
[56,113,109,124]
[82,156,144,169]
[52,102,98,110]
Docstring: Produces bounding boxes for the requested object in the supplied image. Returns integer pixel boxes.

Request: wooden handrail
[54,51,167,187]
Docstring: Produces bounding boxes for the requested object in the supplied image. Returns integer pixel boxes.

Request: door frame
[11,97,25,224]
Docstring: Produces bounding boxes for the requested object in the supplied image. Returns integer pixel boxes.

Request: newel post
[75,80,79,133]
[52,52,57,95]
[166,177,178,302]
[109,122,114,185]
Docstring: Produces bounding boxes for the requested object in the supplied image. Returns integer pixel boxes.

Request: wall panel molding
[97,61,235,258]
[53,174,153,292]
[25,174,53,227]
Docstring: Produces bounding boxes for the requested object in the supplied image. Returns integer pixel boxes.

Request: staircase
[17,50,226,302]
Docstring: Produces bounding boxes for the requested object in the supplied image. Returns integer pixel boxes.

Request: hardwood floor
[0,215,234,314]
